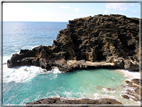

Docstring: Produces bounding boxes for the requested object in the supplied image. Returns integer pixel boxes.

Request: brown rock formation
[7,14,140,72]
[26,97,122,105]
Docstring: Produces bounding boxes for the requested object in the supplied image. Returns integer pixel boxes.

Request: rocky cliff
[7,14,140,72]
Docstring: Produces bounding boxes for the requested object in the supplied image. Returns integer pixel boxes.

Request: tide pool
[3,66,136,105]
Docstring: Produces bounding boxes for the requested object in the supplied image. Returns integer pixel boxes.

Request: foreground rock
[121,78,142,102]
[26,97,122,105]
[7,14,140,72]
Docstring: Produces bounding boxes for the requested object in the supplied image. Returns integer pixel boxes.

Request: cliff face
[7,14,140,72]
[52,14,139,61]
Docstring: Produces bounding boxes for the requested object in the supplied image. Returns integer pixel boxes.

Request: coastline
[116,69,141,104]
[6,14,141,105]
[7,14,140,72]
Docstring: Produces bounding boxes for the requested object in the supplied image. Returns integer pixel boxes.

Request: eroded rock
[7,14,140,72]
[26,97,122,105]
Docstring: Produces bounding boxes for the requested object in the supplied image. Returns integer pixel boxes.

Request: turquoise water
[3,68,127,104]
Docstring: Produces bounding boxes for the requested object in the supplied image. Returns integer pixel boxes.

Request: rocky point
[7,14,140,72]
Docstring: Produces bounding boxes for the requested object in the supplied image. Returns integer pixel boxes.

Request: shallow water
[3,65,139,105]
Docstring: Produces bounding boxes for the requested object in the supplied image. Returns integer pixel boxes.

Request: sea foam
[3,56,62,83]
[3,65,42,83]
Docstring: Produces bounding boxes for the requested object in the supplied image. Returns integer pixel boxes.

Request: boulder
[121,94,129,99]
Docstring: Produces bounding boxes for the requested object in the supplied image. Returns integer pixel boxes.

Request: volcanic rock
[7,14,140,72]
[26,97,122,105]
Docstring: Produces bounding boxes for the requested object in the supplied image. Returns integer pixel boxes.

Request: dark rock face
[54,15,139,61]
[7,14,140,72]
[26,97,122,105]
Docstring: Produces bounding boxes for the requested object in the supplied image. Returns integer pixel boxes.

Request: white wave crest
[102,88,115,93]
[3,60,62,83]
[41,67,62,74]
[51,67,62,74]
[3,65,42,83]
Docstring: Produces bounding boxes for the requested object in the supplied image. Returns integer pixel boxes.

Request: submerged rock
[121,94,129,99]
[7,14,140,72]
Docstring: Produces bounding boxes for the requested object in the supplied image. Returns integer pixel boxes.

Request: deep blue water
[3,21,68,57]
[2,21,137,105]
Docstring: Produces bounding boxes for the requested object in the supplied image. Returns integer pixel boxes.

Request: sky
[3,2,140,22]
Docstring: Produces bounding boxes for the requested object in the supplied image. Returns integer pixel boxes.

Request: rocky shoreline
[7,14,140,72]
[121,78,141,102]
[7,14,141,105]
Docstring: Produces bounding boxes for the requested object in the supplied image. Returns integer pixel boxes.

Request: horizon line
[3,21,69,22]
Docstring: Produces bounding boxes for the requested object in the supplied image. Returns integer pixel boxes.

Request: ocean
[2,22,139,105]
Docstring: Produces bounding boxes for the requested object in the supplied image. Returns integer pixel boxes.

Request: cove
[3,68,133,105]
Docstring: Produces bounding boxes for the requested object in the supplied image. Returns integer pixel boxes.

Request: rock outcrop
[26,97,122,105]
[7,14,140,72]
[121,78,142,101]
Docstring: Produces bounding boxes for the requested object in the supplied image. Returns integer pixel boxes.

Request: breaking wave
[3,56,62,83]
